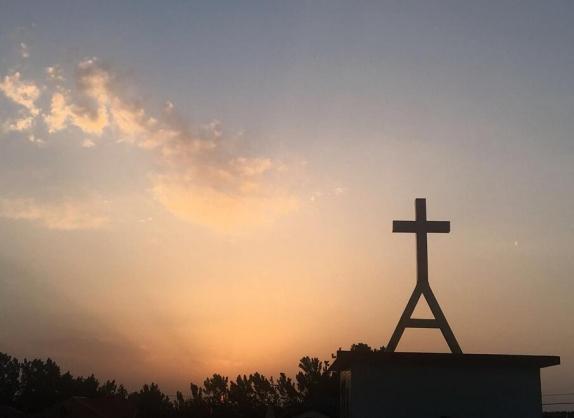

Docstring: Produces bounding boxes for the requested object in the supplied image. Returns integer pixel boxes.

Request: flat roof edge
[329,351,560,372]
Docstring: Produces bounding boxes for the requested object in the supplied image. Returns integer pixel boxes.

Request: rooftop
[329,351,560,371]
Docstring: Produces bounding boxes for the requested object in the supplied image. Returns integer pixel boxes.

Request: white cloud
[81,138,96,148]
[202,119,223,139]
[164,100,174,112]
[0,72,42,134]
[152,174,299,232]
[1,57,304,232]
[44,91,71,133]
[20,42,30,59]
[46,66,64,81]
[0,197,109,230]
[44,87,110,135]
[63,60,300,230]
[231,157,273,177]
[27,134,45,146]
[0,72,41,116]
[3,115,34,132]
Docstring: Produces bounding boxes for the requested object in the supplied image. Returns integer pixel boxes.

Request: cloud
[0,71,41,135]
[27,134,45,146]
[19,42,30,59]
[44,91,71,133]
[0,197,109,230]
[1,57,303,231]
[3,115,34,132]
[148,150,299,231]
[81,138,96,148]
[56,58,300,230]
[152,173,299,232]
[44,89,109,135]
[309,185,348,203]
[0,72,40,116]
[46,66,65,82]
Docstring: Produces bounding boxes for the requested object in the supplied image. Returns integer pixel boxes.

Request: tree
[203,374,229,406]
[131,383,173,418]
[276,372,298,408]
[295,356,337,416]
[0,353,19,406]
[187,382,210,417]
[17,358,62,412]
[296,356,325,399]
[98,379,128,399]
[350,342,372,352]
[251,373,276,408]
[229,374,255,417]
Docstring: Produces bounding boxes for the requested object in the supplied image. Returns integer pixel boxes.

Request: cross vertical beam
[415,198,429,284]
[386,198,462,354]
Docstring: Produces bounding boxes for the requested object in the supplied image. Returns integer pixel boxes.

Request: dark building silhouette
[330,199,560,418]
[331,351,559,418]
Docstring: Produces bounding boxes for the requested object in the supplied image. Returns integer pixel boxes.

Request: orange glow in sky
[0,1,572,397]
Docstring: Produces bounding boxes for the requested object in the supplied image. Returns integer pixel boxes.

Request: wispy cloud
[152,173,300,232]
[19,42,30,59]
[0,197,109,230]
[0,57,303,232]
[45,66,64,82]
[81,138,96,148]
[0,71,41,133]
[0,72,40,116]
[4,115,34,132]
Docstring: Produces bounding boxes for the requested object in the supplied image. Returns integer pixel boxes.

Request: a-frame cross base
[386,282,462,353]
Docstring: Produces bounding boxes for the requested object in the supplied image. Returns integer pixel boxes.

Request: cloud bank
[0,57,301,232]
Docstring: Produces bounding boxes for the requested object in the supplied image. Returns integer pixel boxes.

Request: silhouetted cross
[386,198,462,354]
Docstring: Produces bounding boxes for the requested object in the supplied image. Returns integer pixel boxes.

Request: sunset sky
[0,1,573,397]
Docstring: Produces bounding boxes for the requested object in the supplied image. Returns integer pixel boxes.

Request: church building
[330,199,560,418]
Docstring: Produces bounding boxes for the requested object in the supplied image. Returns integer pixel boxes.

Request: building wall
[340,370,351,418]
[347,362,542,418]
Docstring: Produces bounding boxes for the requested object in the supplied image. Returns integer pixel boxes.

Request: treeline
[0,349,342,417]
[5,343,563,418]
[0,353,128,413]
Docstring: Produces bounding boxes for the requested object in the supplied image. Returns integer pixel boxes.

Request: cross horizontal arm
[425,221,450,233]
[392,220,416,233]
[393,220,450,233]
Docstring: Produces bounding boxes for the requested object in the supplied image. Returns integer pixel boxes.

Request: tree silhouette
[295,356,337,416]
[0,353,19,406]
[0,348,345,417]
[350,342,372,352]
[131,383,173,418]
[18,358,62,412]
[276,372,298,408]
[98,379,128,399]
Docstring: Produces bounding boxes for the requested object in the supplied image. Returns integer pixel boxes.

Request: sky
[0,0,573,401]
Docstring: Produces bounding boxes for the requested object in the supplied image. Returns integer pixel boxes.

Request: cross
[386,198,462,354]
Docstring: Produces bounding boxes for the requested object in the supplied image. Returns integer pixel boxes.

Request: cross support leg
[386,283,462,354]
[423,285,462,354]
[386,285,423,352]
